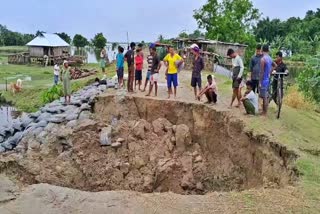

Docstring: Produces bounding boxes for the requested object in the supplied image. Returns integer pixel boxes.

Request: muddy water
[0,105,23,126]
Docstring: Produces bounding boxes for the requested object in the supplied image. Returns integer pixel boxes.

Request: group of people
[115,42,185,99]
[228,44,288,116]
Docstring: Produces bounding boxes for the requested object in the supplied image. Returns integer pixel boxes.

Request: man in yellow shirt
[163,46,183,99]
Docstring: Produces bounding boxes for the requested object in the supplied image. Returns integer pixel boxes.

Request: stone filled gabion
[0,82,111,153]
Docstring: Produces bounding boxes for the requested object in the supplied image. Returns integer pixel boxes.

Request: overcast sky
[1,0,320,42]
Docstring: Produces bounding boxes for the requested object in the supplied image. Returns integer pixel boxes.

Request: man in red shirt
[135,49,144,91]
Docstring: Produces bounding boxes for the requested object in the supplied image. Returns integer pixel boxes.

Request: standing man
[271,51,289,104]
[260,45,273,116]
[191,46,204,100]
[163,46,183,99]
[249,44,262,93]
[53,62,60,85]
[146,47,160,97]
[142,43,155,92]
[227,49,244,108]
[125,42,136,92]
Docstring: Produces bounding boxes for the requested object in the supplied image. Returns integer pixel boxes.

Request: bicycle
[271,71,288,119]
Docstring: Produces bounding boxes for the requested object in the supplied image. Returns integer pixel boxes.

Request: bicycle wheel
[276,77,282,119]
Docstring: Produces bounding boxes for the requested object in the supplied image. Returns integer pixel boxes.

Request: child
[240,80,258,115]
[146,47,160,97]
[197,75,218,104]
[142,43,155,92]
[116,46,125,88]
[135,49,143,90]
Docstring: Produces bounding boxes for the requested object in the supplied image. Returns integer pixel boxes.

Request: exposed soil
[0,95,298,196]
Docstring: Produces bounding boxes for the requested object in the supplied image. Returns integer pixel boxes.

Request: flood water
[0,105,23,127]
[71,43,129,64]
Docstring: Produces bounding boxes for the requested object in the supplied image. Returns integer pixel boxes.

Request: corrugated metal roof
[26,33,70,47]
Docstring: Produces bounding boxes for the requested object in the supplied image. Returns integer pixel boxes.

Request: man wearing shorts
[146,47,160,97]
[125,42,136,92]
[227,48,244,108]
[191,46,204,100]
[142,44,155,92]
[163,46,183,99]
[260,45,273,116]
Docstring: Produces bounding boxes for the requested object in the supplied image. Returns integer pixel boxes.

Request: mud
[0,95,298,195]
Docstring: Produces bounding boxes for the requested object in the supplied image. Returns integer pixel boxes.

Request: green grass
[0,63,116,112]
[0,46,28,53]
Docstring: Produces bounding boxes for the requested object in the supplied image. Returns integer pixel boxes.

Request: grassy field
[0,63,116,112]
[210,71,320,212]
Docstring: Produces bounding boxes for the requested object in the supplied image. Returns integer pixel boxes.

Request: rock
[170,136,176,143]
[100,127,112,146]
[196,182,204,191]
[117,138,125,143]
[0,136,4,143]
[57,127,73,139]
[120,162,130,175]
[134,157,146,169]
[80,103,91,112]
[44,123,57,132]
[71,99,82,107]
[0,145,5,153]
[143,175,154,192]
[79,111,91,120]
[181,173,195,189]
[194,156,203,163]
[98,84,107,92]
[175,124,192,153]
[0,128,6,137]
[37,112,52,122]
[29,111,41,119]
[46,114,66,124]
[172,125,177,133]
[11,131,23,145]
[133,121,145,139]
[66,120,78,128]
[2,141,13,150]
[65,113,78,121]
[32,127,44,136]
[45,106,63,114]
[75,119,97,131]
[28,139,40,150]
[36,131,48,144]
[12,120,22,131]
[152,118,173,135]
[111,142,122,148]
[192,151,199,157]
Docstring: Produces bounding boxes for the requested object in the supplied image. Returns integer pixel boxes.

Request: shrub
[296,55,320,104]
[41,85,63,103]
[284,85,314,110]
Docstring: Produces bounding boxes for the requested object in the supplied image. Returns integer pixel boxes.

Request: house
[173,38,248,70]
[26,33,70,65]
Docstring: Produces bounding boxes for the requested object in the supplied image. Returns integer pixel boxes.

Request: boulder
[0,128,6,137]
[32,127,44,136]
[12,120,22,131]
[29,111,41,119]
[98,85,107,92]
[2,141,13,150]
[111,142,122,148]
[65,113,79,121]
[66,120,78,128]
[100,126,112,146]
[175,124,192,153]
[133,121,145,139]
[46,114,66,124]
[21,116,33,128]
[79,111,91,120]
[152,118,173,135]
[37,112,52,122]
[0,145,5,153]
[75,119,97,131]
[0,136,4,143]
[80,103,91,111]
[70,99,82,107]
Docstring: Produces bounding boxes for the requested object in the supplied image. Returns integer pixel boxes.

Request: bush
[284,85,315,110]
[289,54,307,62]
[41,85,63,103]
[296,55,320,104]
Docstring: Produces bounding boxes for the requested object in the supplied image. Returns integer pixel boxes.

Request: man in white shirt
[53,63,60,85]
[227,48,244,108]
[241,80,258,115]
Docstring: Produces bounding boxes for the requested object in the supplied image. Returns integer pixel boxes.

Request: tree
[36,30,45,37]
[73,34,88,48]
[178,32,189,38]
[189,29,204,39]
[194,0,260,43]
[111,42,118,51]
[56,32,71,44]
[158,34,164,43]
[91,33,107,49]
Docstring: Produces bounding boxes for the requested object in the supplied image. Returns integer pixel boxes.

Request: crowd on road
[53,42,288,117]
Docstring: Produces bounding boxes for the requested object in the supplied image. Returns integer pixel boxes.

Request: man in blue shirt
[249,44,262,93]
[116,46,125,88]
[260,45,273,116]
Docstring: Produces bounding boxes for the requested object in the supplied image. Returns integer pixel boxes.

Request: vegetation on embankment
[0,63,116,112]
